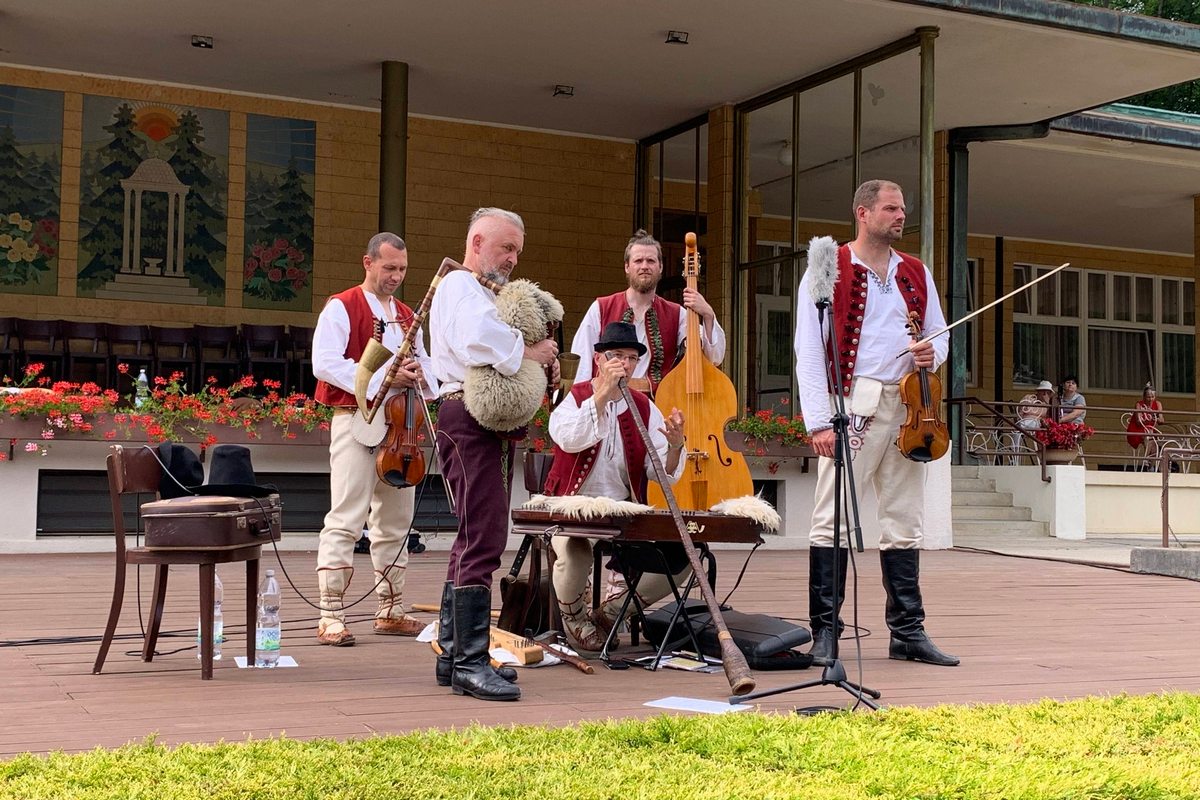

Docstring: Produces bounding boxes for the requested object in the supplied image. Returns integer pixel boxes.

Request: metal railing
[948,396,1200,482]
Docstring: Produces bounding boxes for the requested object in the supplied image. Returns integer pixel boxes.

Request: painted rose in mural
[0,212,58,285]
[243,237,311,301]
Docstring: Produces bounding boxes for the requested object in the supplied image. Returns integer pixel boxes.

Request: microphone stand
[736,294,880,710]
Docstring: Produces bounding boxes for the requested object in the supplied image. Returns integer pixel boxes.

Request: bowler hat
[593,321,646,356]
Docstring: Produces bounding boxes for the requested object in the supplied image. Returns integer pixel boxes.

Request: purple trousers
[436,398,517,589]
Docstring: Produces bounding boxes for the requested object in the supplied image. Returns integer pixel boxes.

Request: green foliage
[1067,0,1200,113]
[4,693,1200,799]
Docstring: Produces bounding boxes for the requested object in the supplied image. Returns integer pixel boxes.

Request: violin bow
[615,376,756,696]
[895,262,1069,359]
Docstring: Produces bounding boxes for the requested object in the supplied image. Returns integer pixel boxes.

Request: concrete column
[379,61,408,239]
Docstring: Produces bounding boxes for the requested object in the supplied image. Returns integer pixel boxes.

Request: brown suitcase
[141,494,282,551]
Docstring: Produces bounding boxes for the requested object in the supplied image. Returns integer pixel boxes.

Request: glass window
[1113,274,1132,322]
[860,49,920,225]
[1088,328,1152,391]
[1013,265,1031,315]
[1163,333,1196,394]
[1087,273,1106,320]
[1060,270,1079,318]
[1013,323,1078,386]
[1162,278,1180,325]
[1135,277,1154,324]
[1036,267,1057,317]
[1184,282,1195,327]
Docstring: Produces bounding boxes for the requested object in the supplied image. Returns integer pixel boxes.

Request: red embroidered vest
[596,292,682,391]
[542,383,653,501]
[314,287,414,408]
[828,245,928,396]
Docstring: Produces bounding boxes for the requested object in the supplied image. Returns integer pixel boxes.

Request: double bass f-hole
[707,433,732,467]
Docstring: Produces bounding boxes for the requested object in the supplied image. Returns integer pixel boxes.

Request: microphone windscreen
[806,236,839,304]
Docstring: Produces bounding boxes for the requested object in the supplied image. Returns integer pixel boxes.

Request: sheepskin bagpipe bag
[463,278,564,433]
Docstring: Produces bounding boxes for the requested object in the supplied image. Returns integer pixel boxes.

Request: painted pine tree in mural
[77,103,143,290]
[243,162,315,306]
[169,110,225,293]
[243,114,315,311]
[0,85,63,294]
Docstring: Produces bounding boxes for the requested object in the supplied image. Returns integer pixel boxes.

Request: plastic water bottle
[255,569,281,668]
[134,368,150,408]
[196,572,223,661]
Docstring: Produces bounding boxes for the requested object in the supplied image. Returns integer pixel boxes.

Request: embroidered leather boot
[435,581,516,686]
[316,566,356,646]
[880,548,959,667]
[807,546,847,666]
[556,588,608,653]
[373,565,424,636]
[451,585,521,701]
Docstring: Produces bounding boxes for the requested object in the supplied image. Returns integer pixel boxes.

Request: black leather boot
[436,581,516,686]
[880,549,959,667]
[451,585,521,701]
[807,546,847,666]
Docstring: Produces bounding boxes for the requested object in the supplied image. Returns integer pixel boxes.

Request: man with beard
[429,207,558,701]
[312,232,436,647]
[794,180,958,669]
[569,229,725,396]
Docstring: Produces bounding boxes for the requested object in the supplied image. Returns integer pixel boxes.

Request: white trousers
[551,534,690,624]
[316,412,415,620]
[810,384,923,551]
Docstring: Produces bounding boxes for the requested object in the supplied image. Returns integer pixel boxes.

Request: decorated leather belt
[439,391,465,403]
[332,407,355,416]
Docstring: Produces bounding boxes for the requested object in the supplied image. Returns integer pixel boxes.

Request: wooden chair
[241,323,289,391]
[16,318,64,381]
[106,324,153,390]
[288,324,315,396]
[149,326,197,389]
[194,324,241,387]
[62,320,110,385]
[0,317,16,382]
[93,444,261,680]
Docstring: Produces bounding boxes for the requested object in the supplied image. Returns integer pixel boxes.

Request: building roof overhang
[3,0,1200,140]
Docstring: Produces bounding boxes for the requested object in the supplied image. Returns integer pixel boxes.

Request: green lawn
[3,693,1199,799]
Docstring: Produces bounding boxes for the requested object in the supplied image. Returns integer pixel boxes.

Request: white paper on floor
[233,655,299,668]
[644,696,751,714]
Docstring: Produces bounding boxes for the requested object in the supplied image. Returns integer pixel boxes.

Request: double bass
[647,233,753,510]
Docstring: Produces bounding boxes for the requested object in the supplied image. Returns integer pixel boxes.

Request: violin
[647,233,753,510]
[896,310,949,463]
[375,314,429,489]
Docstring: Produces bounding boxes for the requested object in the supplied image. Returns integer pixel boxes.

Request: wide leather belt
[440,391,465,402]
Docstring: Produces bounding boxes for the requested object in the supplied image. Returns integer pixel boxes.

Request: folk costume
[312,286,437,646]
[794,244,958,667]
[428,268,529,701]
[570,291,726,394]
[544,334,686,652]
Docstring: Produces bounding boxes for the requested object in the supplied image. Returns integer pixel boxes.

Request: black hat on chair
[593,321,646,356]
[199,444,276,498]
[156,442,204,499]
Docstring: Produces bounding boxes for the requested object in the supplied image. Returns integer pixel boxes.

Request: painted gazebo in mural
[119,157,188,278]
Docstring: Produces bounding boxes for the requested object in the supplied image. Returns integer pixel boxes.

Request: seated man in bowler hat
[540,321,688,652]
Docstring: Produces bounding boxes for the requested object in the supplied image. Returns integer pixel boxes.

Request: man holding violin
[794,180,959,668]
[569,229,725,396]
[312,232,437,647]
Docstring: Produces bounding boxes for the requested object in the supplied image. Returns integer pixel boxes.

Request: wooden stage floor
[2,546,1198,756]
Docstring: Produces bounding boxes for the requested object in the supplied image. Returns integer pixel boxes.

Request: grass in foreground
[3,692,1200,799]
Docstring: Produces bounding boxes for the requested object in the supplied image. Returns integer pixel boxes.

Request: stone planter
[1042,447,1079,465]
[723,428,816,460]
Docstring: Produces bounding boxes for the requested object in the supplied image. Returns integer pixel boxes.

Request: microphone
[806,235,839,308]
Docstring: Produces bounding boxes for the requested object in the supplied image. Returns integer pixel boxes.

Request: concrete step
[951,465,981,478]
[952,504,1033,521]
[952,490,1014,507]
[951,477,996,492]
[954,519,1049,536]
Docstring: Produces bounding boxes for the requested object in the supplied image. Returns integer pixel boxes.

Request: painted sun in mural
[130,102,182,142]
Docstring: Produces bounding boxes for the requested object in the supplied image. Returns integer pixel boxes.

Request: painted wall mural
[243,114,315,311]
[0,85,63,296]
[78,97,229,305]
